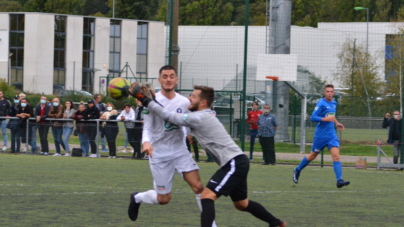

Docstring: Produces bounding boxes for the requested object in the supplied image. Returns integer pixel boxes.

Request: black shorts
[206,154,249,202]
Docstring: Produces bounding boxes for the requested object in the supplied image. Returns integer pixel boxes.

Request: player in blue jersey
[293,84,350,188]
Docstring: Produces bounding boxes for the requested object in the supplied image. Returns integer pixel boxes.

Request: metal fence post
[377,145,381,170]
[25,118,29,154]
[96,120,100,157]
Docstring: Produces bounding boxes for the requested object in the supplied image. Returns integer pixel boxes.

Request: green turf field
[1,154,403,227]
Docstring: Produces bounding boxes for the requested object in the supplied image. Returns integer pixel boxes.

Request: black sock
[201,199,215,227]
[242,200,280,225]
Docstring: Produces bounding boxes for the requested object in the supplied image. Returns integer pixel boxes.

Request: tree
[156,0,234,25]
[334,38,384,117]
[107,0,159,20]
[23,0,47,12]
[181,0,234,25]
[82,0,109,16]
[385,31,404,113]
[233,0,266,25]
[373,0,392,22]
[43,0,85,15]
[0,1,23,12]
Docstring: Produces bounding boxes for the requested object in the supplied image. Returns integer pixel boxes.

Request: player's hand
[128,82,155,107]
[187,135,194,144]
[336,123,345,131]
[142,141,153,158]
[385,113,390,118]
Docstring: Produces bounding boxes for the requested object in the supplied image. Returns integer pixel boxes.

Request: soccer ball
[108,77,131,100]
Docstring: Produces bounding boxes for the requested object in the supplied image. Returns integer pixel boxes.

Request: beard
[188,101,200,112]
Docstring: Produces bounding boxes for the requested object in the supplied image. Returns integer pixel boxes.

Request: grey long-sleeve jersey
[147,101,244,167]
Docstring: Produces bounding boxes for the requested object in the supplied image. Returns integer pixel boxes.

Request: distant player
[129,85,286,227]
[293,84,350,188]
[127,66,216,227]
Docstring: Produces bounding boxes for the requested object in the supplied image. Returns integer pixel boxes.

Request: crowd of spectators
[0,92,145,159]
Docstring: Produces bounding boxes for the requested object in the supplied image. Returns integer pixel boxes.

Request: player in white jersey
[129,85,286,227]
[128,66,217,227]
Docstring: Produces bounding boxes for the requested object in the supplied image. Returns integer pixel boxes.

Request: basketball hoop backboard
[256,54,297,81]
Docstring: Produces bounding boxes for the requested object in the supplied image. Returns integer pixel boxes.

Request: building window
[109,20,121,77]
[9,14,25,91]
[54,15,67,94]
[137,22,148,82]
[82,17,95,93]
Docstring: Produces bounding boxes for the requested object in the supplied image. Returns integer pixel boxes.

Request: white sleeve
[147,102,201,129]
[122,109,135,121]
[142,109,153,144]
[117,112,123,120]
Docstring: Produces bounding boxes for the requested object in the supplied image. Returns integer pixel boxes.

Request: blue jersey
[310,98,337,139]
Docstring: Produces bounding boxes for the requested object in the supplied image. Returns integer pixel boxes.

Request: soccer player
[293,84,350,188]
[128,66,216,226]
[129,84,286,227]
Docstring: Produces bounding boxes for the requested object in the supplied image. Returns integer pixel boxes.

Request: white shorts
[150,153,199,194]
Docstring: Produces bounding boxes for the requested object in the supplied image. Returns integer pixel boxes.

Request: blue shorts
[311,136,339,153]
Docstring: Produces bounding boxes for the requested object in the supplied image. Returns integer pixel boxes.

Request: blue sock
[296,156,310,171]
[333,161,342,181]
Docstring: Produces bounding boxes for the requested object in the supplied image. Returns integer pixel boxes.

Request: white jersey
[142,92,190,163]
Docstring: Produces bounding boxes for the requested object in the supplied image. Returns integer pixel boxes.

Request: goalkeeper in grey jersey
[129,84,286,227]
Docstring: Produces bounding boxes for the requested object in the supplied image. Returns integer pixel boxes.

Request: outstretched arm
[147,101,201,129]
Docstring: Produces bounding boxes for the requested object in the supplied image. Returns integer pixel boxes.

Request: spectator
[93,94,107,152]
[7,95,20,153]
[18,93,27,152]
[117,104,140,158]
[382,111,402,164]
[247,101,262,160]
[62,100,75,157]
[0,91,11,151]
[100,102,119,158]
[132,100,144,159]
[258,104,278,165]
[84,100,100,158]
[70,102,89,157]
[46,98,51,107]
[35,96,50,155]
[16,98,38,154]
[48,98,65,156]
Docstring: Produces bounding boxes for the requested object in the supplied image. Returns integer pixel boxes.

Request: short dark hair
[123,104,131,108]
[93,94,101,99]
[194,85,214,108]
[325,84,334,89]
[252,101,259,107]
[159,65,177,75]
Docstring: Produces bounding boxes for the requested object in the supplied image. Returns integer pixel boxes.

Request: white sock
[134,190,158,204]
[196,194,217,227]
[196,194,202,210]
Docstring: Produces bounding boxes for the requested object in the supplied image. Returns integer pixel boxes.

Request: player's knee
[233,200,248,210]
[307,152,318,161]
[193,183,204,194]
[157,194,171,205]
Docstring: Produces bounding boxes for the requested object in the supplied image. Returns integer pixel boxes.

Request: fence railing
[0,115,397,168]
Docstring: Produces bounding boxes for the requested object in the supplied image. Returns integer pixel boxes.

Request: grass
[1,154,404,226]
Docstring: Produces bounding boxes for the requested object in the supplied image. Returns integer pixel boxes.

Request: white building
[0,15,394,95]
[0,12,165,95]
